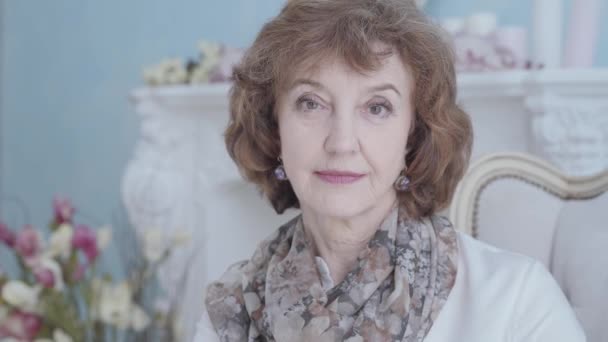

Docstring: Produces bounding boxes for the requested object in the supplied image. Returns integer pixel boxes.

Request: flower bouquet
[0,197,189,341]
[142,40,244,86]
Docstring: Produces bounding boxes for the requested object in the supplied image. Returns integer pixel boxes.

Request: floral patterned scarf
[205,204,459,341]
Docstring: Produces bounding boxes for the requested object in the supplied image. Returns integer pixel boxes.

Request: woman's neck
[301,195,397,284]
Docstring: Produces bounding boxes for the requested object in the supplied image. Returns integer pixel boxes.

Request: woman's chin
[305,196,370,219]
[297,184,396,219]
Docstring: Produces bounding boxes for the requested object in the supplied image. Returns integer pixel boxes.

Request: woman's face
[276,51,414,219]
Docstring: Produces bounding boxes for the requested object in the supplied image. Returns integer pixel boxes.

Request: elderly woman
[195,0,585,341]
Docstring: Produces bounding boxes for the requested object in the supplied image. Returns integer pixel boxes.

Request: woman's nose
[323,111,360,155]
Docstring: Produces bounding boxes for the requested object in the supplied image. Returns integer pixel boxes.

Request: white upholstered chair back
[448,153,608,342]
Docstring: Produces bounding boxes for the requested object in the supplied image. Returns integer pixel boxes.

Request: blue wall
[1,0,606,231]
[0,0,286,230]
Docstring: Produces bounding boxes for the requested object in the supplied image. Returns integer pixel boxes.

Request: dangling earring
[394,166,410,191]
[273,157,288,181]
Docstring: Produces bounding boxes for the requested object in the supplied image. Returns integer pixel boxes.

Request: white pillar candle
[465,12,498,37]
[563,0,602,68]
[532,0,563,68]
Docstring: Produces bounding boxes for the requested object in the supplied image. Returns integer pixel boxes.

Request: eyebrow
[288,78,327,92]
[367,83,401,97]
[288,78,402,97]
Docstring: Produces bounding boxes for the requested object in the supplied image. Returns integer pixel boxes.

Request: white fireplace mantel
[457,69,608,99]
[122,69,608,341]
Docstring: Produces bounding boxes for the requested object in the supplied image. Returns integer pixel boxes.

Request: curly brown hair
[224,0,473,219]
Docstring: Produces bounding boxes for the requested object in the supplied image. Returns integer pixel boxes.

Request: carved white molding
[122,84,235,341]
[459,69,608,176]
[526,92,608,176]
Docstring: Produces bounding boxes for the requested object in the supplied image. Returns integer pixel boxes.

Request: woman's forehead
[282,52,413,94]
[290,42,393,72]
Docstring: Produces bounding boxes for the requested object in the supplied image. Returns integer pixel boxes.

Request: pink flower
[72,224,98,262]
[31,258,64,290]
[0,222,16,247]
[0,310,43,340]
[53,196,75,224]
[14,225,41,259]
[34,268,55,289]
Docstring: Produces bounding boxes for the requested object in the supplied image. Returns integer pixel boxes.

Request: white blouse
[194,232,586,341]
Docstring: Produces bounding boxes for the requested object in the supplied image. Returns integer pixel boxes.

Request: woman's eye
[304,100,319,110]
[296,96,322,112]
[370,104,384,115]
[367,101,392,117]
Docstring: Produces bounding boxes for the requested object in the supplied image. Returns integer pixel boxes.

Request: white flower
[143,228,166,263]
[171,229,191,247]
[189,41,223,84]
[91,279,151,332]
[46,223,73,259]
[130,304,151,332]
[96,225,112,251]
[1,280,41,312]
[143,58,188,86]
[97,281,133,329]
[53,328,73,342]
[159,58,188,84]
[198,41,221,57]
[189,65,211,84]
[143,66,164,85]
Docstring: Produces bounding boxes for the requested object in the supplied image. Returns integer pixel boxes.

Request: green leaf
[39,290,85,341]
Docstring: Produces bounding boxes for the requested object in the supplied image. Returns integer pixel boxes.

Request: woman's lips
[314,170,366,184]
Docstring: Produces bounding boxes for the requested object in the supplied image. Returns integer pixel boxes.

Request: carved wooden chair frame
[448,152,608,237]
